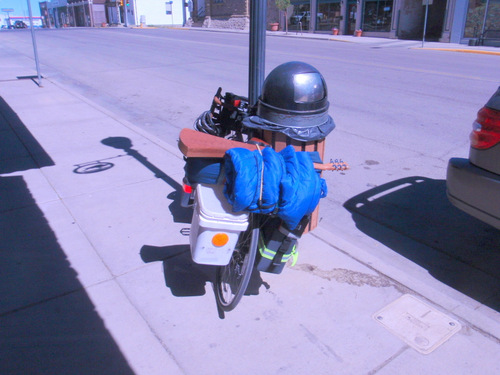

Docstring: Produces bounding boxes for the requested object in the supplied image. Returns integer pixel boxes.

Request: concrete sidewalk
[184,26,500,56]
[1,52,499,374]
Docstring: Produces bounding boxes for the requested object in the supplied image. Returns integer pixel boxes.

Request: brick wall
[210,0,247,18]
[203,0,280,30]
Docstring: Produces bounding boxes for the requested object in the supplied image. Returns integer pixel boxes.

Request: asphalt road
[1,27,499,312]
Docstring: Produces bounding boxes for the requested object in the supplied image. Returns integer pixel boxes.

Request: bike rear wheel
[215,217,259,311]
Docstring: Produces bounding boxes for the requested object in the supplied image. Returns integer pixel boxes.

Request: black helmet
[243,61,335,141]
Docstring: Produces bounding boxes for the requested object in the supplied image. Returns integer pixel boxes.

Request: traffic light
[119,0,123,6]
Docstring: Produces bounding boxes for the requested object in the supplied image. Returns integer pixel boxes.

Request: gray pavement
[1,33,499,375]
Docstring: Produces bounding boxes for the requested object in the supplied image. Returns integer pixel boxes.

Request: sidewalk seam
[367,346,409,375]
[47,78,184,161]
[36,78,188,373]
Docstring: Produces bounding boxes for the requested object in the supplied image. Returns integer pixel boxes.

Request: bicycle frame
[178,88,340,312]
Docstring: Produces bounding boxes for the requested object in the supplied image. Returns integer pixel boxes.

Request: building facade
[198,0,448,39]
[134,0,190,26]
[278,0,451,40]
[200,0,279,29]
[0,16,43,28]
[200,0,499,44]
[39,0,190,27]
[281,0,500,43]
[37,0,500,46]
[456,0,500,42]
[39,0,107,27]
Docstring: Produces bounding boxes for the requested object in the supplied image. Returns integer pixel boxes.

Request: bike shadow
[140,244,264,318]
[140,244,214,297]
[343,176,500,312]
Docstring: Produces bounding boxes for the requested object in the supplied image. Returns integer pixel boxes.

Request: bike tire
[214,217,259,311]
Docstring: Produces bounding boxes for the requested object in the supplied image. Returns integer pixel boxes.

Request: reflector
[183,183,193,194]
[212,233,229,247]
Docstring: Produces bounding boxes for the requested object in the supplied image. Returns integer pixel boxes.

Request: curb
[311,226,500,342]
[172,26,500,55]
[415,47,500,56]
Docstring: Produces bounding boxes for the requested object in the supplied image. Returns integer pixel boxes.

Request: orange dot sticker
[212,233,229,247]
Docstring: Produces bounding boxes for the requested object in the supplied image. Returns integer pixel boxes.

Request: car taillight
[470,106,500,150]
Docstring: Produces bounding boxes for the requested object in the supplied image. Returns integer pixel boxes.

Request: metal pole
[422,0,429,48]
[124,0,128,27]
[89,0,95,28]
[480,0,491,38]
[116,1,121,24]
[82,1,87,26]
[248,0,267,107]
[182,0,187,26]
[6,10,12,27]
[27,0,42,87]
[72,5,76,27]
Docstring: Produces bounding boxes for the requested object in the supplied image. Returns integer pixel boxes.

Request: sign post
[480,0,491,39]
[26,0,43,87]
[123,0,128,27]
[422,0,432,48]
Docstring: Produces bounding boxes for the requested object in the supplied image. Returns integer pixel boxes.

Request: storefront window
[464,0,500,38]
[290,1,311,31]
[316,0,341,31]
[362,0,393,32]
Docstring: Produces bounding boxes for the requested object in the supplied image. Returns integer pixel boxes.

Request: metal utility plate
[373,294,462,354]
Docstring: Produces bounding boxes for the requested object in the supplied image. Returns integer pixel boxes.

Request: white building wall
[134,0,189,26]
[5,16,44,27]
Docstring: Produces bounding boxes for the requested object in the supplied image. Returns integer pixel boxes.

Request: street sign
[1,8,15,12]
[422,0,433,5]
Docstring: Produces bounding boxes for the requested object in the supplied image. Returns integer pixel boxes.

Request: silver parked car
[446,87,500,230]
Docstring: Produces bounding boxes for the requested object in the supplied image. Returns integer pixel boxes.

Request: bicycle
[179,86,347,312]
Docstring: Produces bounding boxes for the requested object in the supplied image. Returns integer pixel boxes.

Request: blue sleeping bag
[224,146,327,230]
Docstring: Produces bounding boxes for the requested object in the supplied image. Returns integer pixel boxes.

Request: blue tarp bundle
[224,146,327,230]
